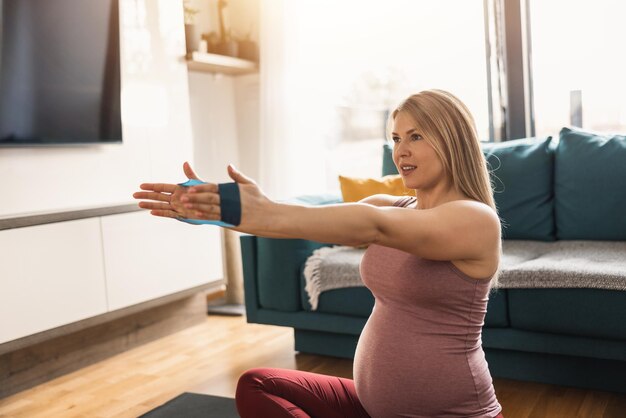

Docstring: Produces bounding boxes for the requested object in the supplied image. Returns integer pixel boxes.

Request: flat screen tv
[0,0,122,146]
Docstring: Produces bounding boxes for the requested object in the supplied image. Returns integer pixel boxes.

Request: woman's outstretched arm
[134,163,380,246]
[134,163,499,261]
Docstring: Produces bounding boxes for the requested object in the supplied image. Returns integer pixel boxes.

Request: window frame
[485,0,534,141]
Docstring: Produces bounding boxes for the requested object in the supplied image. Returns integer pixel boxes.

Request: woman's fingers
[180,191,221,219]
[149,209,179,219]
[183,162,201,180]
[190,210,221,221]
[181,191,220,204]
[227,164,255,184]
[148,206,220,221]
[133,191,172,203]
[187,183,219,194]
[183,202,221,216]
[134,174,234,223]
[134,183,180,203]
[140,183,178,194]
[138,201,171,211]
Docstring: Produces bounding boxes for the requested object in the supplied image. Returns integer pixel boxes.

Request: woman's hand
[180,164,274,231]
[133,162,275,233]
[133,162,201,219]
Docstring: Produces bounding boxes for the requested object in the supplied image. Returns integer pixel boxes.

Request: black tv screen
[0,0,122,146]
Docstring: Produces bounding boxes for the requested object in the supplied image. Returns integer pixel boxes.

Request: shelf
[187,51,258,75]
[0,203,141,231]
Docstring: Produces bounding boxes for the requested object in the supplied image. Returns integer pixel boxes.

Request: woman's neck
[414,184,468,210]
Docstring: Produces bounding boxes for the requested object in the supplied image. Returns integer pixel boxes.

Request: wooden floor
[0,314,625,418]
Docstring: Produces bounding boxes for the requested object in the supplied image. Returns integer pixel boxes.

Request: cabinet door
[101,212,223,311]
[0,219,108,344]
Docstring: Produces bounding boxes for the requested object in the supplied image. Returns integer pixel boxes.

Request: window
[283,0,490,193]
[529,0,626,136]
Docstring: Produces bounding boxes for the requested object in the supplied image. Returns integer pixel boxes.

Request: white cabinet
[101,212,223,311]
[0,219,108,344]
[0,211,223,345]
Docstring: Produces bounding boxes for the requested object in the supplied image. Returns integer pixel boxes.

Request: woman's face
[391,111,447,191]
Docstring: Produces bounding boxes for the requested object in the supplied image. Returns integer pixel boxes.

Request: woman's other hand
[180,164,273,231]
[133,162,201,219]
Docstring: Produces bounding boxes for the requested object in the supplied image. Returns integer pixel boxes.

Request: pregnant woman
[134,89,504,418]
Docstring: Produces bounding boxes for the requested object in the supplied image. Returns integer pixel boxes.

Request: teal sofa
[240,127,626,394]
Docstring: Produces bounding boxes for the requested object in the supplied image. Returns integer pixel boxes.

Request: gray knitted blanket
[302,240,626,310]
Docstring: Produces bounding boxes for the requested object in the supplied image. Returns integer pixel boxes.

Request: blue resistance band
[176,179,242,227]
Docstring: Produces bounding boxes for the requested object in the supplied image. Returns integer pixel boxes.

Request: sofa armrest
[240,191,343,315]
[241,234,332,314]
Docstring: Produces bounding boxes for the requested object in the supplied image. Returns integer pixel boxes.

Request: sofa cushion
[300,267,374,317]
[555,127,626,240]
[338,174,413,202]
[497,240,626,291]
[499,240,626,340]
[507,288,626,340]
[382,143,398,176]
[482,137,555,240]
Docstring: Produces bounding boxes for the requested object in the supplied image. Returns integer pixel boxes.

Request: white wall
[185,0,261,185]
[233,73,261,180]
[188,72,260,187]
[188,72,239,183]
[0,0,193,217]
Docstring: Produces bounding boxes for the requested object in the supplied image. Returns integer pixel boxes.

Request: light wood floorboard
[0,315,624,418]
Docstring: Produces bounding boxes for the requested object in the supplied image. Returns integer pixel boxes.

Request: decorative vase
[237,39,258,62]
[216,39,238,57]
[185,24,199,55]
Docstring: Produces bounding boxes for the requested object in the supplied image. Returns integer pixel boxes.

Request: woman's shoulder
[440,199,498,219]
[435,200,501,280]
[436,199,501,242]
[359,194,416,207]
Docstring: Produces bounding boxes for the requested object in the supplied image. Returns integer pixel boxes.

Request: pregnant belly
[353,310,494,417]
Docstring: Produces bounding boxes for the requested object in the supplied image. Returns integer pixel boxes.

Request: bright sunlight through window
[284,0,489,192]
[530,0,626,136]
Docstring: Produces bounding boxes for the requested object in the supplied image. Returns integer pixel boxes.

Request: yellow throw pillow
[338,174,415,203]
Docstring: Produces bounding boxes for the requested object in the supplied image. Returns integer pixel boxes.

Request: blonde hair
[388,90,496,210]
[388,89,501,287]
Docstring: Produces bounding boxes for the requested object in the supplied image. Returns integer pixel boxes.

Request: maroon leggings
[235,367,505,418]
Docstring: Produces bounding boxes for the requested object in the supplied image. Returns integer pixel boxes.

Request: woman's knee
[236,368,289,417]
[236,368,279,400]
[237,368,262,394]
[238,367,275,385]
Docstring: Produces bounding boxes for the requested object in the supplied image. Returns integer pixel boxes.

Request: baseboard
[0,291,209,399]
[207,285,227,303]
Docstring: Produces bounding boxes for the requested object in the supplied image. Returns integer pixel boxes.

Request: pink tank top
[353,196,502,418]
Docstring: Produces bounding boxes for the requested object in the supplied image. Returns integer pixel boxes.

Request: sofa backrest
[382,143,398,176]
[383,128,626,241]
[555,127,626,240]
[383,138,556,241]
[482,137,556,240]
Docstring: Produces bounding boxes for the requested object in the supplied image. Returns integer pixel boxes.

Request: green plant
[183,0,200,25]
